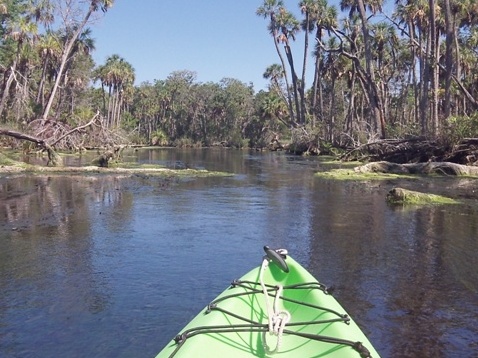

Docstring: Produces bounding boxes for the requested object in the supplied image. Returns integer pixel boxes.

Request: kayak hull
[156,255,380,357]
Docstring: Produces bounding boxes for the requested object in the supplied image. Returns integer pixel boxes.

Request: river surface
[1,148,478,358]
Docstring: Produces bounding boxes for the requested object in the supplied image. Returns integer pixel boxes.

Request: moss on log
[315,168,415,180]
[386,187,459,205]
[355,161,478,177]
[0,163,232,178]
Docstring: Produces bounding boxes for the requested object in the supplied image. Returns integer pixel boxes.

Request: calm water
[1,148,478,357]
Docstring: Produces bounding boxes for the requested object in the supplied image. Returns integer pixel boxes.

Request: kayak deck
[157,253,380,357]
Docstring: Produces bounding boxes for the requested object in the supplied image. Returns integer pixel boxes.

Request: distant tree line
[1,0,478,151]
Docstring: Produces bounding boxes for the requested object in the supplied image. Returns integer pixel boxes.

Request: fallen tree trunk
[0,111,102,167]
[355,161,478,176]
[0,128,61,166]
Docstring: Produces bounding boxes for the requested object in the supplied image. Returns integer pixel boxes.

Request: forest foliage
[1,0,478,152]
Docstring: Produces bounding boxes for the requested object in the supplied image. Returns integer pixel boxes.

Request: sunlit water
[1,148,477,357]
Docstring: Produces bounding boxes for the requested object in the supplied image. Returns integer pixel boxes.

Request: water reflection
[1,149,478,357]
[0,175,134,356]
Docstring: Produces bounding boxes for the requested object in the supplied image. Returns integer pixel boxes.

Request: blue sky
[90,0,391,92]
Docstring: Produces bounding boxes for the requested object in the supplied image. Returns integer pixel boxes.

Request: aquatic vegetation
[386,187,459,205]
[315,168,416,181]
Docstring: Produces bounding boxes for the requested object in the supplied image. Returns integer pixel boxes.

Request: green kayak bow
[157,247,380,357]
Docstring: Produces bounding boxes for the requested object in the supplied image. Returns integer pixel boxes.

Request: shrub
[150,130,169,146]
[443,115,478,143]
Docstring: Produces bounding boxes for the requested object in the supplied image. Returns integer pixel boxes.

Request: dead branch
[0,111,112,166]
[340,137,444,163]
[340,137,478,166]
[50,110,100,147]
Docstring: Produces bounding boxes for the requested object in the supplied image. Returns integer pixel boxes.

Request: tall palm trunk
[409,21,419,125]
[429,0,439,135]
[356,0,386,138]
[0,38,23,120]
[300,11,309,125]
[0,64,16,120]
[345,67,357,135]
[100,83,107,115]
[329,76,336,143]
[419,22,430,135]
[311,53,322,128]
[270,14,295,125]
[36,56,50,107]
[284,43,302,125]
[42,4,96,122]
[454,38,462,114]
[107,85,113,127]
[453,12,461,116]
[443,0,453,119]
[111,87,117,127]
[115,90,123,127]
[312,29,325,129]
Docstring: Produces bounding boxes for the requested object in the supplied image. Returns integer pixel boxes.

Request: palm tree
[443,0,454,118]
[95,54,135,128]
[263,63,287,101]
[371,22,398,121]
[60,28,96,117]
[35,31,61,108]
[276,7,302,125]
[0,11,38,119]
[0,0,58,122]
[257,0,296,126]
[427,0,439,135]
[299,0,321,125]
[42,0,114,122]
[394,1,422,127]
[340,0,386,138]
[459,29,478,114]
[395,0,443,135]
[322,37,349,142]
[260,91,289,128]
[442,0,478,118]
[310,0,338,127]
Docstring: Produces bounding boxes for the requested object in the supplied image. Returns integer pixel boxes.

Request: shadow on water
[1,148,478,357]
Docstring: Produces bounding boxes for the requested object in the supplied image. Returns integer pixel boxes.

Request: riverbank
[0,150,232,178]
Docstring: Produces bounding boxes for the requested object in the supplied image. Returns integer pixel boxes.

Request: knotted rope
[259,250,291,353]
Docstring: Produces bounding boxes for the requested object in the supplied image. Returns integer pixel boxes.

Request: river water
[1,148,477,357]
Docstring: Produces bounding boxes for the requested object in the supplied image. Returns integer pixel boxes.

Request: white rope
[260,254,291,353]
